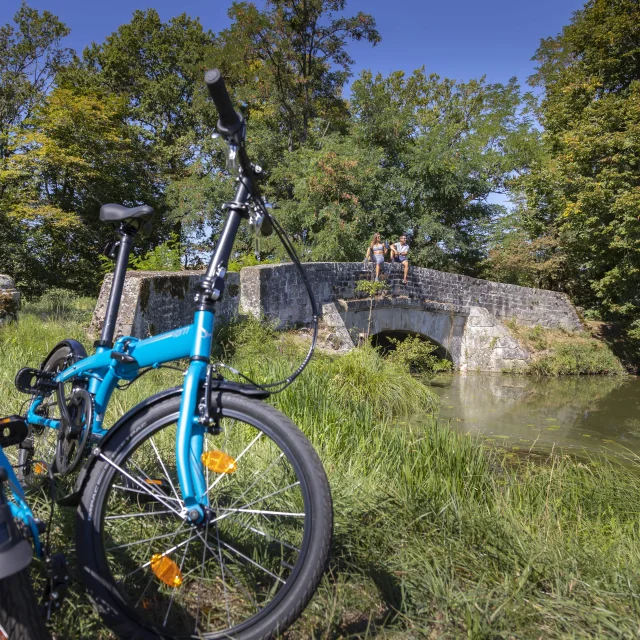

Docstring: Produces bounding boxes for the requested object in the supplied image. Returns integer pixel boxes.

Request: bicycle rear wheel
[18,342,87,489]
[76,392,332,639]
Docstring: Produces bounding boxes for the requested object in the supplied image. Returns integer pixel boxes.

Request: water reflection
[430,373,640,458]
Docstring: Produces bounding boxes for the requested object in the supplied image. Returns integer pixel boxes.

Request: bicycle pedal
[15,367,56,395]
[0,415,28,447]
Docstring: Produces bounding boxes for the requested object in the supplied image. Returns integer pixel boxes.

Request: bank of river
[428,373,640,459]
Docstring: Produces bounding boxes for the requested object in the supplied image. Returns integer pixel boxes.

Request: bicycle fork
[176,309,215,523]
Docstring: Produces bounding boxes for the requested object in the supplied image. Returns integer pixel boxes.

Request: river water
[429,373,640,460]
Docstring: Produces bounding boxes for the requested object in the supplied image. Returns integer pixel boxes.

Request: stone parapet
[239,262,582,331]
[0,275,20,326]
[90,271,240,339]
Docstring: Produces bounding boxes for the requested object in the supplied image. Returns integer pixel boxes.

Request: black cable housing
[214,175,319,395]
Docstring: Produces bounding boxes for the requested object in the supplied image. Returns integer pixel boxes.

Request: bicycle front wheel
[76,392,332,639]
[0,568,50,640]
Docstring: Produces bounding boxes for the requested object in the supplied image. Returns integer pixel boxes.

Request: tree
[0,3,70,174]
[80,9,216,178]
[481,210,566,289]
[525,0,640,316]
[348,68,540,273]
[0,86,155,293]
[216,0,380,152]
[269,133,387,261]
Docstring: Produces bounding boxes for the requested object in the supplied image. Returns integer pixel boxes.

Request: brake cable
[212,174,319,395]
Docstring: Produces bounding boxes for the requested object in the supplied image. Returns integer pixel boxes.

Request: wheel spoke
[105,509,174,521]
[222,508,305,517]
[107,525,187,552]
[206,432,263,493]
[212,452,286,512]
[111,484,183,504]
[217,538,286,585]
[86,404,327,638]
[215,520,232,628]
[149,437,181,503]
[162,535,191,628]
[99,454,185,517]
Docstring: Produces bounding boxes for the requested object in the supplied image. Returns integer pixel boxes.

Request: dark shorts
[393,255,408,263]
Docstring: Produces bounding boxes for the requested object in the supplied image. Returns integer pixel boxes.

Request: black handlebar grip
[204,69,242,133]
[261,214,273,237]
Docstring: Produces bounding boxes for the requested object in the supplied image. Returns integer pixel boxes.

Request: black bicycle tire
[76,392,333,640]
[0,568,50,640]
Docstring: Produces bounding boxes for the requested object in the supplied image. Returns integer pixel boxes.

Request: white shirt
[395,242,409,255]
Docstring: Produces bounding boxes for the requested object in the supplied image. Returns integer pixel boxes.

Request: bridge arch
[336,298,467,367]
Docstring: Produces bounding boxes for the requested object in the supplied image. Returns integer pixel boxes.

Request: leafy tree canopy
[520,0,640,317]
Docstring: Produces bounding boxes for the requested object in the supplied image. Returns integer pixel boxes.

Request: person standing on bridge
[390,234,410,284]
[365,233,387,281]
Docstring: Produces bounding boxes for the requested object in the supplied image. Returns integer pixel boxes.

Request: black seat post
[99,230,136,348]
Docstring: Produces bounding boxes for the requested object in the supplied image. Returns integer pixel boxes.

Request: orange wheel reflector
[34,462,47,475]
[201,450,238,474]
[144,478,163,485]
[150,554,183,587]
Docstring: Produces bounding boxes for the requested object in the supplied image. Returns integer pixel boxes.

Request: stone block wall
[0,275,20,326]
[90,263,581,371]
[239,262,582,331]
[90,271,240,339]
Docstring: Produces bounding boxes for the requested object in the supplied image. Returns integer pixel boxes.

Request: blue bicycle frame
[22,104,256,524]
[0,447,42,559]
[27,310,215,518]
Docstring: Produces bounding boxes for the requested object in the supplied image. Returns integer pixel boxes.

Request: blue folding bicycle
[5,70,332,640]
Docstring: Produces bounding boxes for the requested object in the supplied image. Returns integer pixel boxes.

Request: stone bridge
[91,261,582,372]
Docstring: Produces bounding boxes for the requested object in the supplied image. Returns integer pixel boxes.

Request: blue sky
[2,0,585,91]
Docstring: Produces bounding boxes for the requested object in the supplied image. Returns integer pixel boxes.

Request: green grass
[2,300,640,638]
[505,320,625,376]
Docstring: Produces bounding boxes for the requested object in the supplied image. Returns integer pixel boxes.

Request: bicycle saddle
[100,203,155,223]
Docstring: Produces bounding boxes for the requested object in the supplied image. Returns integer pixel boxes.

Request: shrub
[131,234,182,271]
[354,279,388,297]
[387,335,452,375]
[528,341,625,376]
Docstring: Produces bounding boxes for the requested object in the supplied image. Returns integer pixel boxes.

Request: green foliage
[523,0,640,318]
[0,84,155,294]
[0,3,70,163]
[131,234,183,271]
[354,279,387,297]
[24,288,94,324]
[528,342,625,376]
[326,344,438,417]
[387,335,453,375]
[0,1,543,294]
[217,0,380,151]
[348,69,541,273]
[227,252,279,272]
[212,314,279,362]
[481,211,566,288]
[507,321,625,376]
[81,9,215,176]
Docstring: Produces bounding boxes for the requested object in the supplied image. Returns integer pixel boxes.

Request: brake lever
[212,133,241,175]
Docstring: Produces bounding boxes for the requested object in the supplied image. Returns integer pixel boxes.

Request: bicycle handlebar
[204,69,242,133]
[204,69,273,237]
